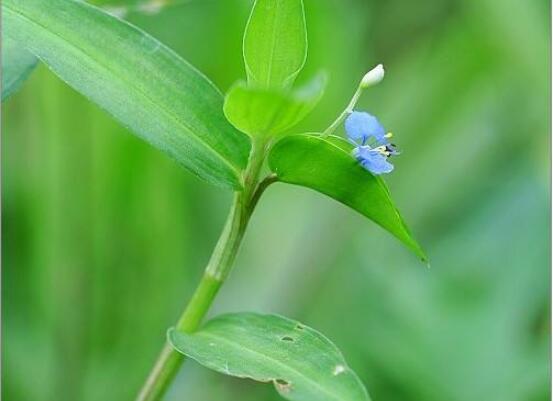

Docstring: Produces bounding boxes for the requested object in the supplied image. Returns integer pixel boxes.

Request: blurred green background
[2,0,550,400]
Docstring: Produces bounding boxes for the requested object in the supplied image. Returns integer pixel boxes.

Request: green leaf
[268,134,427,261]
[168,312,371,401]
[3,0,251,189]
[224,73,326,138]
[1,36,38,101]
[243,0,307,89]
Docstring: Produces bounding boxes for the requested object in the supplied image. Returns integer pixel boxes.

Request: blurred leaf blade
[224,73,326,138]
[243,0,307,89]
[168,312,370,401]
[3,0,251,189]
[1,36,38,101]
[268,134,426,261]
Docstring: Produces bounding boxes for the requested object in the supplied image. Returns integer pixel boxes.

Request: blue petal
[353,146,394,175]
[345,111,387,145]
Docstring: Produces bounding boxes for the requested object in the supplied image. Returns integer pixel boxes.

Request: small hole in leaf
[274,379,292,392]
[281,336,294,342]
[333,364,346,376]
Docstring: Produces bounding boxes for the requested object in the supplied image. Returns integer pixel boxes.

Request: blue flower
[353,146,394,175]
[345,111,387,146]
[344,110,398,175]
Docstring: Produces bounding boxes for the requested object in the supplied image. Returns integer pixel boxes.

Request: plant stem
[136,137,269,401]
[136,274,221,401]
[322,84,364,137]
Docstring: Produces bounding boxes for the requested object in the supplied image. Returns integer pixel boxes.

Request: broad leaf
[268,134,427,261]
[224,73,326,138]
[243,0,307,89]
[1,36,38,101]
[169,313,370,401]
[3,0,251,189]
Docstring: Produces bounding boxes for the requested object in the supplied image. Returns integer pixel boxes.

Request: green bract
[244,0,307,89]
[1,36,38,101]
[2,0,250,189]
[224,73,326,138]
[169,313,371,401]
[269,134,427,261]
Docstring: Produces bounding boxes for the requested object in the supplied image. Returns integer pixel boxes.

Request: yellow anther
[385,132,393,138]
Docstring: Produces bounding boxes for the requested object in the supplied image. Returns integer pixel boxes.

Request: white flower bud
[360,64,385,88]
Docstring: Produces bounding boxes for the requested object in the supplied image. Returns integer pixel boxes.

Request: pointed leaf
[1,36,38,101]
[268,134,427,261]
[224,73,326,138]
[169,313,371,401]
[3,0,251,189]
[243,0,307,89]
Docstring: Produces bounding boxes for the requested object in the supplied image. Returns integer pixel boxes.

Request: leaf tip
[413,244,429,265]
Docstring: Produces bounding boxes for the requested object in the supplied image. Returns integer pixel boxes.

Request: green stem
[136,137,269,401]
[322,84,364,137]
[136,274,221,401]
